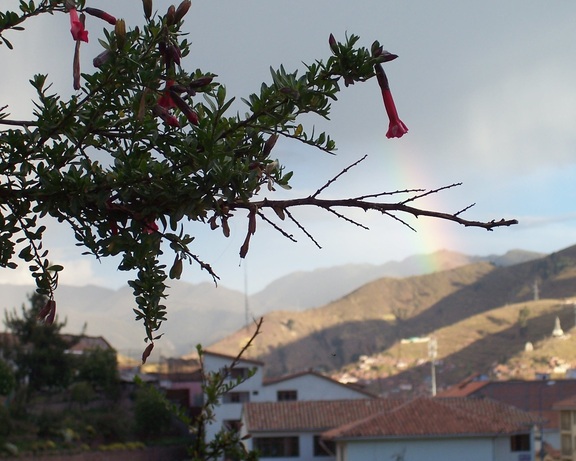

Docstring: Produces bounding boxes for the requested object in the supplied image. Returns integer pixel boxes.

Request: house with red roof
[438,377,576,459]
[202,351,374,445]
[241,397,537,461]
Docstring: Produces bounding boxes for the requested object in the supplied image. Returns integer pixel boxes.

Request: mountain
[208,245,576,392]
[0,282,248,360]
[0,247,545,359]
[249,249,544,312]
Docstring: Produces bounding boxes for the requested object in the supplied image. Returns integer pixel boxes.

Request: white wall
[245,431,335,461]
[260,374,370,401]
[202,353,264,442]
[342,436,531,461]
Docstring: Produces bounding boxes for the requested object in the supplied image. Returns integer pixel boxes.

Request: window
[313,435,335,457]
[510,433,531,452]
[253,436,299,457]
[562,434,572,456]
[277,390,298,401]
[561,411,572,430]
[227,367,251,380]
[222,391,250,403]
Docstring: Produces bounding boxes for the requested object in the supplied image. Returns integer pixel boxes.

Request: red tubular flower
[158,80,177,109]
[84,7,117,25]
[375,64,408,139]
[143,219,159,234]
[69,8,88,42]
[382,89,409,139]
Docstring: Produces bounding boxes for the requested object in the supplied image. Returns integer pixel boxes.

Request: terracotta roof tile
[243,397,536,439]
[448,379,576,430]
[324,397,537,440]
[243,398,406,432]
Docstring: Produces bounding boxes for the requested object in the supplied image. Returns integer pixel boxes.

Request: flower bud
[115,19,126,49]
[188,76,214,88]
[377,51,399,63]
[263,134,278,156]
[169,90,199,125]
[165,5,176,26]
[84,7,117,25]
[329,33,338,54]
[38,299,57,325]
[93,49,113,68]
[167,44,181,66]
[73,40,81,90]
[142,0,153,20]
[174,0,192,23]
[169,256,183,279]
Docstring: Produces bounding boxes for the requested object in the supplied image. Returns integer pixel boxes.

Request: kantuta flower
[143,218,159,234]
[158,80,177,109]
[69,8,88,42]
[374,63,408,139]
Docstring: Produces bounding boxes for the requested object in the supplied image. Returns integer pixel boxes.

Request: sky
[1,0,576,294]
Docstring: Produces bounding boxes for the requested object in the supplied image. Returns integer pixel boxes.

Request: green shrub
[134,385,173,438]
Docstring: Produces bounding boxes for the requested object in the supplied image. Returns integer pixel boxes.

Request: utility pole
[428,337,438,396]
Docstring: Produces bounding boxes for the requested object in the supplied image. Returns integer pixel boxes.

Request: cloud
[456,63,576,174]
[0,257,110,287]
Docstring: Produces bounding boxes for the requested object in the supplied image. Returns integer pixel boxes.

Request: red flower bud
[169,90,199,125]
[188,76,214,88]
[142,0,153,20]
[263,134,278,156]
[167,44,181,66]
[174,0,191,23]
[93,50,113,68]
[165,5,176,26]
[84,7,117,25]
[153,104,180,127]
[38,299,57,325]
[329,33,338,54]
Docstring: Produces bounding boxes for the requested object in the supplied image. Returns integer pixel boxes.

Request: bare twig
[312,154,368,198]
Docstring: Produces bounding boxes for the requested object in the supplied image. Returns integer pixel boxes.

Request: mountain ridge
[0,247,545,360]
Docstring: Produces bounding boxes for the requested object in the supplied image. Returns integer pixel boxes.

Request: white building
[202,351,373,444]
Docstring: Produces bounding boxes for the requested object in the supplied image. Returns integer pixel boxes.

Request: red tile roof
[324,397,537,440]
[243,397,536,439]
[441,379,576,430]
[243,398,406,432]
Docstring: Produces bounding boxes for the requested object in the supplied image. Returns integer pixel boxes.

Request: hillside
[1,248,541,358]
[208,244,576,391]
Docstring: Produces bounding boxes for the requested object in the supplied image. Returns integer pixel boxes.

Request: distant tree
[0,359,15,396]
[0,1,517,358]
[133,382,174,438]
[75,348,120,398]
[518,305,530,339]
[3,292,74,397]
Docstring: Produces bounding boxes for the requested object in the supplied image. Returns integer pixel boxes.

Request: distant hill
[249,249,544,312]
[0,247,545,359]
[208,245,576,392]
